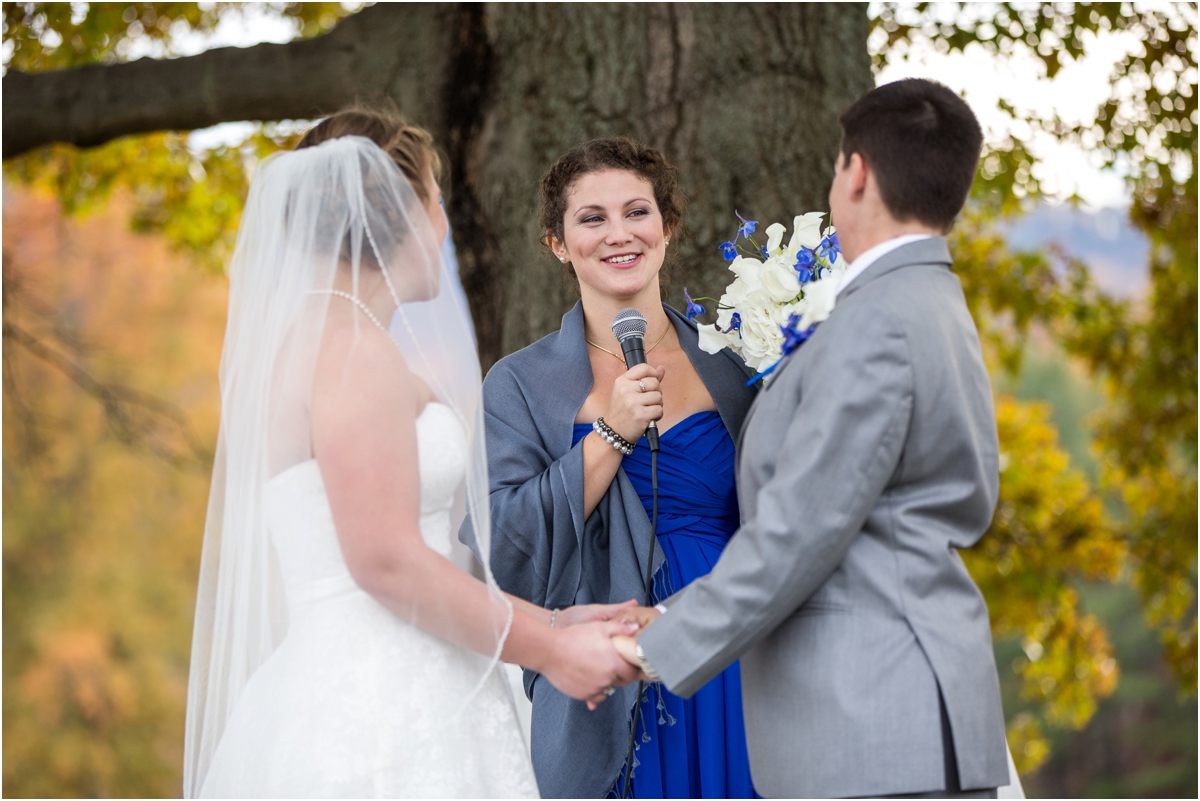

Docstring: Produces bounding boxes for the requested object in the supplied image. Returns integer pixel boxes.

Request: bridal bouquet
[686,211,846,382]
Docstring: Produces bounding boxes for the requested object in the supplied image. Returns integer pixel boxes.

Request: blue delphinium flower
[780,314,817,357]
[817,232,841,262]
[718,241,738,260]
[744,314,817,386]
[761,244,770,259]
[735,210,758,239]
[721,312,742,336]
[794,247,816,284]
[683,287,705,322]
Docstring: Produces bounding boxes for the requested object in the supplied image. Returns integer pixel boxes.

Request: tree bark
[5,2,873,368]
[458,3,873,365]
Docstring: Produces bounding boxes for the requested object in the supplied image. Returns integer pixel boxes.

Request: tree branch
[3,318,215,470]
[3,3,456,158]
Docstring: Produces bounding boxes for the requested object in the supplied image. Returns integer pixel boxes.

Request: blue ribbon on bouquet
[745,314,818,387]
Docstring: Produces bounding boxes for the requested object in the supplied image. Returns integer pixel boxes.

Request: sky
[873,27,1138,207]
[178,4,1143,210]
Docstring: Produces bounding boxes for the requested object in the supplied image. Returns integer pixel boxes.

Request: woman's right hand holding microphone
[603,363,665,445]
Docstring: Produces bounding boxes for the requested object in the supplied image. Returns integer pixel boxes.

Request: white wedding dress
[199,403,538,798]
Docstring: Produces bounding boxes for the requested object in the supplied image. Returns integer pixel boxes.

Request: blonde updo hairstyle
[295,106,443,270]
[297,106,442,204]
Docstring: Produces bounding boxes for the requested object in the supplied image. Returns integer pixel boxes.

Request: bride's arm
[311,326,638,704]
[506,594,638,627]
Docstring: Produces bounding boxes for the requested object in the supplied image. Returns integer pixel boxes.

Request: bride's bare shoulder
[312,318,422,415]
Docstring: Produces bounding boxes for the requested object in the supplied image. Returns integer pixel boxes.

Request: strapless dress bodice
[199,401,537,798]
[264,402,466,609]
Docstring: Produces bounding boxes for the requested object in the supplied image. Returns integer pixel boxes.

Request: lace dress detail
[199,403,537,798]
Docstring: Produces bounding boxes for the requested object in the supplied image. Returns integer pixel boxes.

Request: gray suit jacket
[638,238,1009,798]
[463,301,756,797]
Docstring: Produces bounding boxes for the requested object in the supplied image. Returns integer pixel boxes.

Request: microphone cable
[606,307,663,798]
[621,432,659,799]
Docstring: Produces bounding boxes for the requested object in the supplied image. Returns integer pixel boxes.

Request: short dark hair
[838,79,983,232]
[538,137,687,275]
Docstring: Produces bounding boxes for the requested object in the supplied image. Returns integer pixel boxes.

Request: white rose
[739,304,784,365]
[745,352,773,374]
[800,277,838,326]
[764,222,786,256]
[744,274,775,310]
[728,256,763,290]
[789,212,826,252]
[721,277,756,321]
[782,294,807,322]
[760,256,802,303]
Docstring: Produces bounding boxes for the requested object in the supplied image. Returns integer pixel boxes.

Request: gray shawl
[462,300,756,797]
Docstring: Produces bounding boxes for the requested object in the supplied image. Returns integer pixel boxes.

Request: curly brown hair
[296,106,443,206]
[538,137,687,270]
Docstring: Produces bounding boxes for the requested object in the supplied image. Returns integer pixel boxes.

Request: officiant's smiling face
[550,169,669,301]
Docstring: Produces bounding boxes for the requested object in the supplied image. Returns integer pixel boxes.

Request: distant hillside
[1002,203,1151,298]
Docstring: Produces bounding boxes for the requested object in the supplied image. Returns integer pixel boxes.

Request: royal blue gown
[573,412,758,799]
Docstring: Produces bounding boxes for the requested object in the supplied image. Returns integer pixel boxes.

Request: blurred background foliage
[876,5,1197,786]
[3,2,1196,797]
[3,188,226,797]
[2,1,353,68]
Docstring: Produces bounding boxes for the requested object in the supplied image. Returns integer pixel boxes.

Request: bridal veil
[183,136,509,797]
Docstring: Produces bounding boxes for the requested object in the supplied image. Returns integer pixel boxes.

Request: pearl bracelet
[593,417,635,455]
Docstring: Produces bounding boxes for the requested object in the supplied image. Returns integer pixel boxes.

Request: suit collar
[735,238,952,450]
[735,240,950,451]
[839,236,952,301]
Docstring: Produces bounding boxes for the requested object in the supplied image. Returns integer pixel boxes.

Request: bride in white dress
[185,115,640,798]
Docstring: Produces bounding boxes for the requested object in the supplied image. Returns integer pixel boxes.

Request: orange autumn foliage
[3,184,226,797]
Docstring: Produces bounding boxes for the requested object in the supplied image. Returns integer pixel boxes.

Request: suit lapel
[736,394,761,454]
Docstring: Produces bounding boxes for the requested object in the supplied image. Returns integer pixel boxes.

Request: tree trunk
[4,2,872,368]
[456,3,872,366]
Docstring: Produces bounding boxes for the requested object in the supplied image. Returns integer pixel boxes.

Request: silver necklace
[307,290,388,333]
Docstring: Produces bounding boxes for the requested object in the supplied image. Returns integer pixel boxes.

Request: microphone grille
[611,308,648,342]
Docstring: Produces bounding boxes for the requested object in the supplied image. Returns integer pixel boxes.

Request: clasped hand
[538,601,662,709]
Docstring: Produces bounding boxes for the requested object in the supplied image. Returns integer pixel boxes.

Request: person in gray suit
[611,79,1013,798]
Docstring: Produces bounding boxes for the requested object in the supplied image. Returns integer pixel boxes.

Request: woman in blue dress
[468,137,759,798]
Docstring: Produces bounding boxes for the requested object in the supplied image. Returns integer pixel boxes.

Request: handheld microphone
[611,308,660,453]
